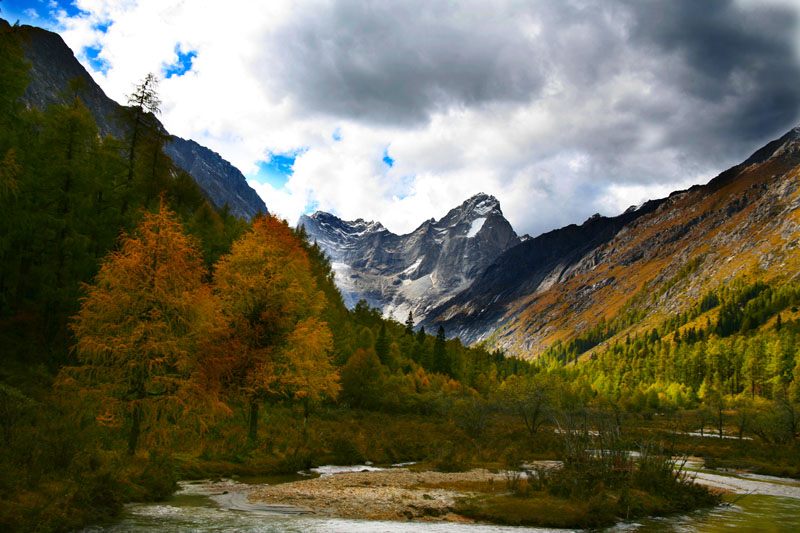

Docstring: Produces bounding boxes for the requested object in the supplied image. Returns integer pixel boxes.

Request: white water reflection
[309,464,386,477]
[679,431,753,440]
[692,470,800,499]
[85,477,567,532]
[95,494,800,533]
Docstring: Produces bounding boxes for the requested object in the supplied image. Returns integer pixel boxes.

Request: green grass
[456,492,617,528]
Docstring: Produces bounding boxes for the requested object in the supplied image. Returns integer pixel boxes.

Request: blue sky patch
[382,149,394,168]
[332,127,342,141]
[83,44,109,74]
[4,0,81,27]
[164,45,197,78]
[6,2,114,73]
[252,149,307,190]
[53,0,81,18]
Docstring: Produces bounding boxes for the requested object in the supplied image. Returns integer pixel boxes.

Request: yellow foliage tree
[63,202,227,455]
[213,215,339,441]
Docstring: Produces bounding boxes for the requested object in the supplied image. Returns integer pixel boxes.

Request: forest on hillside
[1,24,799,532]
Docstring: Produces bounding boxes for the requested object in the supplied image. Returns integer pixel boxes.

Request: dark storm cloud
[248,0,800,237]
[260,1,547,124]
[260,0,800,162]
[627,0,793,89]
[624,0,800,155]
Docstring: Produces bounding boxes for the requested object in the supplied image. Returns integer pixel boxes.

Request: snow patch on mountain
[467,218,486,238]
[473,199,498,217]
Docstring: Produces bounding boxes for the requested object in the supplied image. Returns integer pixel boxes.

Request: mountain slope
[9,20,267,219]
[299,193,520,323]
[419,199,665,344]
[423,127,800,358]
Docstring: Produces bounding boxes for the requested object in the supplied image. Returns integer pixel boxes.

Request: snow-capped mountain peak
[298,194,520,323]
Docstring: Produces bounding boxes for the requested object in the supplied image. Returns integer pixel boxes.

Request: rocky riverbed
[247,468,506,522]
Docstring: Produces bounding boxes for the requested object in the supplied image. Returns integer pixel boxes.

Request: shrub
[432,443,471,472]
[327,436,365,465]
[133,451,179,501]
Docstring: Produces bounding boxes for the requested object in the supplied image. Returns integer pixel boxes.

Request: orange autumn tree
[213,215,339,442]
[64,203,228,455]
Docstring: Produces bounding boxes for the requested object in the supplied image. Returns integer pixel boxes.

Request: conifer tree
[39,86,101,309]
[375,323,389,365]
[213,216,339,442]
[405,311,414,335]
[120,73,161,215]
[0,25,29,131]
[64,203,225,455]
[433,325,449,375]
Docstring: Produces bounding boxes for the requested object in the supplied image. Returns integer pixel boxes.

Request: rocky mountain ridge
[299,193,520,323]
[419,198,665,344]
[422,126,800,358]
[7,19,267,219]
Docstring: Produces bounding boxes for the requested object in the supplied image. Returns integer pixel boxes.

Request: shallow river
[84,464,800,532]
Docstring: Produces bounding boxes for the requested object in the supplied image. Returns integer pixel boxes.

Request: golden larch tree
[64,202,227,455]
[213,215,339,441]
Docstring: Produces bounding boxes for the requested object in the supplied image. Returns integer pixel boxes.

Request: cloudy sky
[5,0,800,237]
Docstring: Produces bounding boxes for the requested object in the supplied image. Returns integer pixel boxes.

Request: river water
[85,463,800,532]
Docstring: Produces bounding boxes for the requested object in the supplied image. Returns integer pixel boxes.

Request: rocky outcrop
[9,20,267,219]
[163,137,268,219]
[299,193,520,323]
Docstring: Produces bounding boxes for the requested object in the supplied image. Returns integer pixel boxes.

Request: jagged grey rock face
[14,22,267,220]
[299,193,520,324]
[418,200,665,344]
[163,137,268,219]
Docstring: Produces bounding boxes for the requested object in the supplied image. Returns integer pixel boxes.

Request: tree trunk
[121,111,142,216]
[737,412,746,440]
[519,405,533,435]
[128,403,142,456]
[248,400,259,443]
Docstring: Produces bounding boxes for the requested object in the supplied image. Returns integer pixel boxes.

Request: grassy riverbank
[622,416,800,479]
